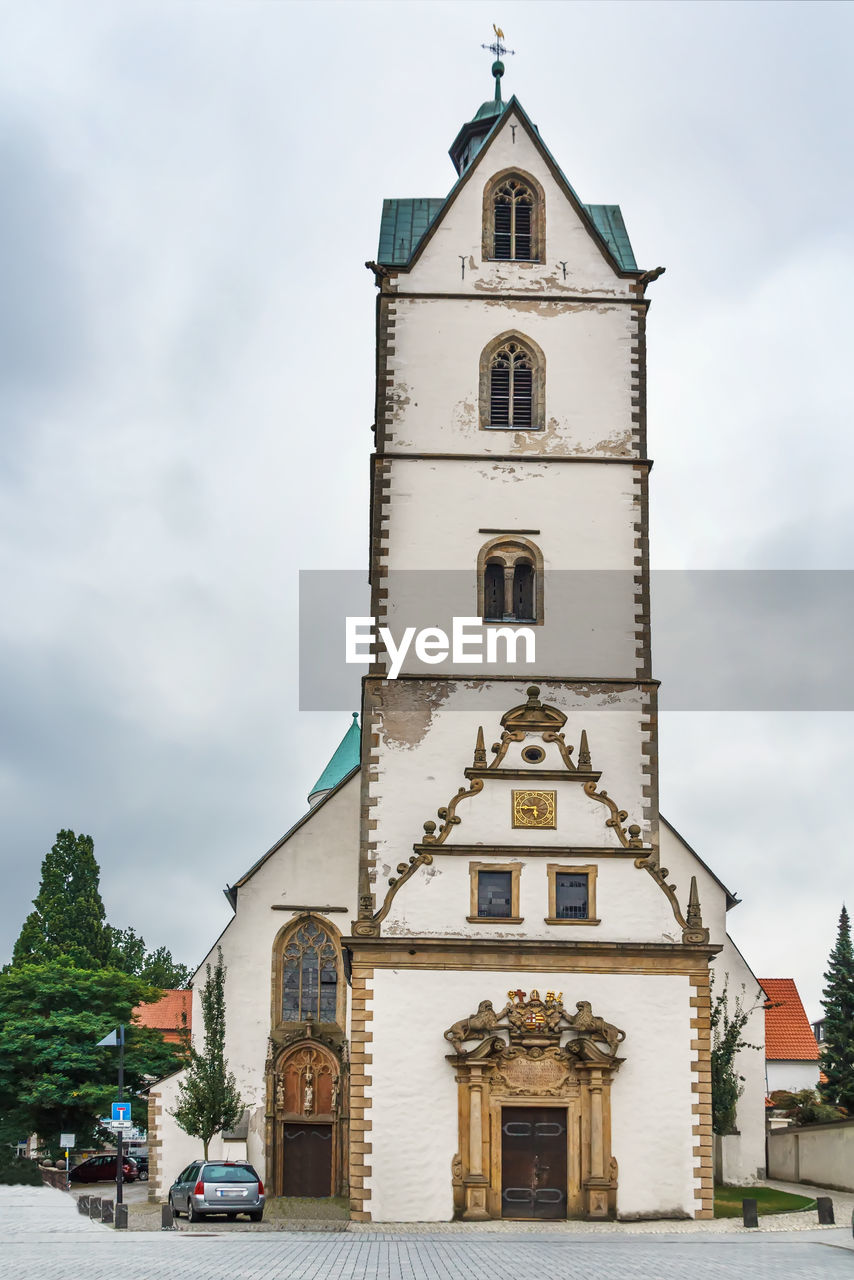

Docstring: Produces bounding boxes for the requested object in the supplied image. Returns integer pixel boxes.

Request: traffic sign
[60,1133,75,1148]
[108,1120,132,1132]
[111,1102,132,1124]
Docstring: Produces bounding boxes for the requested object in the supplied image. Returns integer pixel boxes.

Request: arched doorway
[268,1041,344,1198]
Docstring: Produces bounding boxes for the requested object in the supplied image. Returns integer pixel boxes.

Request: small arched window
[479,332,545,432]
[477,537,544,625]
[494,177,534,260]
[280,918,339,1023]
[483,169,544,263]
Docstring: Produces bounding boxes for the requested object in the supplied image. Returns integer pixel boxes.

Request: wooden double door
[280,1122,333,1197]
[500,1106,567,1220]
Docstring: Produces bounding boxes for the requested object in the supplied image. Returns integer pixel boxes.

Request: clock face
[512,789,556,828]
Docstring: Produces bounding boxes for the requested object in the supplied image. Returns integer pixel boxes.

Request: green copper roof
[308,712,361,802]
[378,198,447,267]
[377,195,636,272]
[583,204,637,271]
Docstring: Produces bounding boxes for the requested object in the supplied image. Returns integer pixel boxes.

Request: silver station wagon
[168,1159,265,1221]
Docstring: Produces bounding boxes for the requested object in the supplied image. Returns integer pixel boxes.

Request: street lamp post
[96,1024,127,1206]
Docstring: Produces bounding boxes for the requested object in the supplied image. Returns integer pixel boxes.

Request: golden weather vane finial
[482,25,515,62]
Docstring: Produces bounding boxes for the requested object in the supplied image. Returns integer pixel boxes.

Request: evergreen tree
[12,830,111,969]
[172,949,243,1158]
[818,905,854,1113]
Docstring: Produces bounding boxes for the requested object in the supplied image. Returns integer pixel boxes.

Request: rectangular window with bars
[477,870,513,918]
[554,873,589,919]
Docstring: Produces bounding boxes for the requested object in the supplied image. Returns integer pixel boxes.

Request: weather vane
[482,23,515,61]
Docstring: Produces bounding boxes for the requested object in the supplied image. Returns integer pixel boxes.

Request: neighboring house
[812,1017,825,1045]
[132,989,192,1045]
[148,59,767,1221]
[760,978,820,1093]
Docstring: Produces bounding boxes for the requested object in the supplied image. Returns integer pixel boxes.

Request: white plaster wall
[387,298,635,457]
[710,937,767,1183]
[154,775,360,1195]
[789,1121,854,1192]
[367,968,696,1222]
[381,459,641,679]
[766,1060,821,1094]
[405,109,636,298]
[658,821,728,947]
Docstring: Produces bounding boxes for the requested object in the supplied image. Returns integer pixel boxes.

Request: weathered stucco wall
[768,1119,854,1191]
[150,775,361,1199]
[366,968,696,1222]
[766,1060,821,1094]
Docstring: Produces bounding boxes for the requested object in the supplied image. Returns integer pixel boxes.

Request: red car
[69,1154,138,1183]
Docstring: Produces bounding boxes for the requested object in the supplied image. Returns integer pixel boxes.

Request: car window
[201,1163,258,1183]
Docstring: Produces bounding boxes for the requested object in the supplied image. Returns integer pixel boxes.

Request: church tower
[346,51,719,1223]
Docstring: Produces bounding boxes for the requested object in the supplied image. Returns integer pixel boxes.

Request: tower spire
[481,24,515,105]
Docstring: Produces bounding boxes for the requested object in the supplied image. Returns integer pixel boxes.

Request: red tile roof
[760,978,819,1061]
[132,989,191,1035]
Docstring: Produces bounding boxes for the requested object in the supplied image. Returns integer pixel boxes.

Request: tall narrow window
[490,341,533,429]
[513,561,535,622]
[469,862,522,923]
[484,561,504,620]
[546,864,599,926]
[493,177,534,260]
[280,919,339,1022]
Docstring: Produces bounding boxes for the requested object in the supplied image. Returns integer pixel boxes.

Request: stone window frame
[545,863,600,926]
[482,167,546,263]
[270,912,347,1031]
[476,534,545,627]
[478,330,546,432]
[467,861,524,924]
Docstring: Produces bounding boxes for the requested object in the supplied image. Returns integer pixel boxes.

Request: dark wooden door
[281,1123,333,1197]
[501,1107,567,1219]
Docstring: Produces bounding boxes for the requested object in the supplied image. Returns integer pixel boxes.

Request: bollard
[115,1203,128,1230]
[88,1197,102,1220]
[817,1196,835,1225]
[742,1198,759,1229]
[100,1200,114,1225]
[161,1203,175,1230]
[77,1195,89,1215]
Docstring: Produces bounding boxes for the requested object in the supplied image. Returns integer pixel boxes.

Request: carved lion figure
[569,1000,626,1056]
[443,999,509,1053]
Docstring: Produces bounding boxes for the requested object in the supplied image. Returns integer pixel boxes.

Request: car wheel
[248,1210,263,1222]
[187,1198,201,1223]
[139,1170,148,1182]
[168,1194,180,1220]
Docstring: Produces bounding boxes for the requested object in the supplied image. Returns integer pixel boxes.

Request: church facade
[148,64,766,1221]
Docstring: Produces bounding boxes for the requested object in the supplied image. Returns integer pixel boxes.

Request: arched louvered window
[477,538,544,625]
[483,170,544,263]
[489,340,534,429]
[493,176,534,260]
[280,918,339,1023]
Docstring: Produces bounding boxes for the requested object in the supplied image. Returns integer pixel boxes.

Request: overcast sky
[1,0,852,1020]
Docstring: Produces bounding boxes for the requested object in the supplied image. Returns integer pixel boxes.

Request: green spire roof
[308,712,361,804]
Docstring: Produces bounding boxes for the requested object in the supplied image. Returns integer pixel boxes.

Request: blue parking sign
[111,1101,131,1123]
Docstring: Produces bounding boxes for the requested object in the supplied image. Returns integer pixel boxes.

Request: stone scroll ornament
[444,989,625,1063]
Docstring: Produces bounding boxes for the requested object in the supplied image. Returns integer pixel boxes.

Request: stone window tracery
[482,169,545,263]
[479,332,545,432]
[279,918,339,1022]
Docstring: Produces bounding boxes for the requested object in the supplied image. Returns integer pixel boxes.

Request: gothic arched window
[479,332,545,431]
[279,918,339,1023]
[483,169,544,263]
[477,537,544,625]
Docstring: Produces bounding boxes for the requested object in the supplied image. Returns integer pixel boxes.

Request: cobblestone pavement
[4,1187,854,1280]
